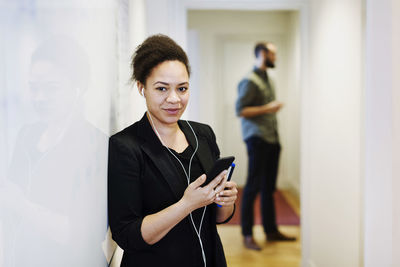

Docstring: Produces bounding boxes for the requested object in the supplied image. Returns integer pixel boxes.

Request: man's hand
[240,101,284,118]
[263,100,284,113]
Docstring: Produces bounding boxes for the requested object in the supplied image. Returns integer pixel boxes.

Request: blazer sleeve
[108,136,152,251]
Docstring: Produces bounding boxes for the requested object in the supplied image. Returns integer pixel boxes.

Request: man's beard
[265,58,275,68]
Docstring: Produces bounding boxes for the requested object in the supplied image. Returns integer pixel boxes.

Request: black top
[168,145,214,267]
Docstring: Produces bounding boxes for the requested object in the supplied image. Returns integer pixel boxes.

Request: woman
[108,34,238,267]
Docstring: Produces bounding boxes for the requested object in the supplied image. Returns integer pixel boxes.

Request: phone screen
[204,156,235,186]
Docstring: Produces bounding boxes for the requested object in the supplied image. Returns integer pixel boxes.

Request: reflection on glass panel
[0,1,117,266]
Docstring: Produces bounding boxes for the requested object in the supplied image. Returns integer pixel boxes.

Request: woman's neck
[147,112,188,152]
[147,111,177,133]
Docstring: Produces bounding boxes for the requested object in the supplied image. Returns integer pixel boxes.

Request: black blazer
[108,114,230,267]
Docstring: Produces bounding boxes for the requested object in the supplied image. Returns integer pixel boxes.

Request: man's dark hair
[131,34,191,84]
[254,42,269,57]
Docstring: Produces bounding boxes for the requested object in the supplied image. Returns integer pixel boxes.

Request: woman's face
[140,60,189,126]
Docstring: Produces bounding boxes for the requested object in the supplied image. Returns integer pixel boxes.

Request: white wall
[0,0,125,265]
[145,0,187,48]
[364,0,392,265]
[301,0,363,266]
[364,0,400,266]
[108,0,149,265]
[113,0,147,131]
[282,11,301,193]
[393,1,400,265]
[187,10,301,191]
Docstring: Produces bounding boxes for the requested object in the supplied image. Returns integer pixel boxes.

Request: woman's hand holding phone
[181,156,237,211]
[181,170,228,212]
[213,172,238,207]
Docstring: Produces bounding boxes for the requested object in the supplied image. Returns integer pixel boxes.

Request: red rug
[226,188,300,225]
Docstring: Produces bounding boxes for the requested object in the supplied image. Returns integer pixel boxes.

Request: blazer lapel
[138,114,186,200]
[179,121,215,176]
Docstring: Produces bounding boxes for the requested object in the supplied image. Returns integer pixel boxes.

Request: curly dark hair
[131,34,191,84]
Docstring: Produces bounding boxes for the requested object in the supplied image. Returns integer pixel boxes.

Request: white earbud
[141,88,145,97]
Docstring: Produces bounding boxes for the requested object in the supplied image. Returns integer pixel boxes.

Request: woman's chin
[151,114,180,125]
[163,109,184,120]
[163,115,181,124]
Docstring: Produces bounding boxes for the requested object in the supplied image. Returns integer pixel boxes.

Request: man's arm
[240,101,283,118]
[236,79,283,118]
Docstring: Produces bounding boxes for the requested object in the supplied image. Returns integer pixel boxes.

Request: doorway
[187,9,302,266]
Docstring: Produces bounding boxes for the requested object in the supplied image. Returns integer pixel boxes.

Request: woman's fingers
[214,195,236,206]
[216,181,237,196]
[215,181,238,206]
[185,171,235,210]
[189,174,206,189]
[206,170,227,190]
[213,171,229,194]
[215,194,237,206]
[223,181,238,191]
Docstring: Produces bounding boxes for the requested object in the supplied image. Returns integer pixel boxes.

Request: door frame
[174,0,310,266]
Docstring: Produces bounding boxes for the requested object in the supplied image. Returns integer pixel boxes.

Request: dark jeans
[241,136,281,236]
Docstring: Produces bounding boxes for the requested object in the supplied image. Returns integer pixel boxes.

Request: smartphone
[226,163,235,182]
[204,156,235,186]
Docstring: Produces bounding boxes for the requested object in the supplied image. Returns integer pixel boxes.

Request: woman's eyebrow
[153,81,189,86]
[153,81,169,86]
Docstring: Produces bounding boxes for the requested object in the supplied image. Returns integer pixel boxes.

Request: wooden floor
[218,225,301,267]
[218,189,301,267]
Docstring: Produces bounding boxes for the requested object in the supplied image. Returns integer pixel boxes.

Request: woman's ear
[137,82,145,97]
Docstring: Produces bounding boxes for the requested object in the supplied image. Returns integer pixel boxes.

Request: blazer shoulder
[185,120,215,139]
[109,121,142,151]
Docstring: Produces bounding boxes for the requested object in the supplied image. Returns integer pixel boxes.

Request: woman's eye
[157,87,167,91]
[178,87,188,92]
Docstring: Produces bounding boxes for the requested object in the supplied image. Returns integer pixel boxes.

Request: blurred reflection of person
[236,42,296,251]
[0,36,108,266]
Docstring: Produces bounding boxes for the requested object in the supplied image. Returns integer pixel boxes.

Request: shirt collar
[253,66,268,80]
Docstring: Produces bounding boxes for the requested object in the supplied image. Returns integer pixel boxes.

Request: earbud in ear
[141,88,145,98]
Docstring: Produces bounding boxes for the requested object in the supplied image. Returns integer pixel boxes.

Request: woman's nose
[166,90,180,103]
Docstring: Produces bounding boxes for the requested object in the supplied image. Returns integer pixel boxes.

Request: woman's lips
[164,108,180,115]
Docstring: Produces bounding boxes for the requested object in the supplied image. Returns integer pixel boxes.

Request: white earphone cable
[147,111,207,267]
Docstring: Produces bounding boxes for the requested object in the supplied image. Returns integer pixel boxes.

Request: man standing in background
[236,42,296,251]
